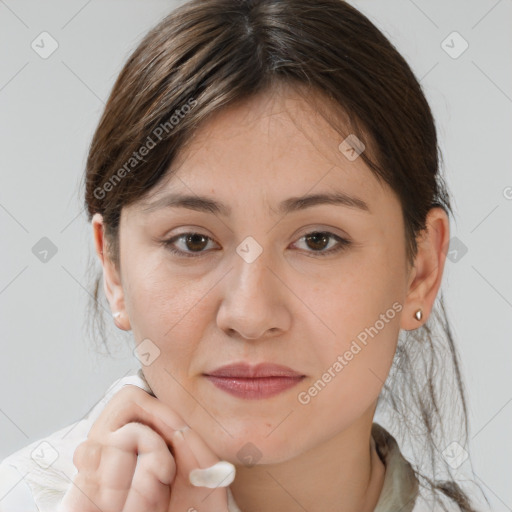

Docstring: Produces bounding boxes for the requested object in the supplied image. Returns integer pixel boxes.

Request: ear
[400,207,450,331]
[92,213,131,331]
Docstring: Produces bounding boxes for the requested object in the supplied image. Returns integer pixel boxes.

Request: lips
[203,362,304,378]
[203,363,305,400]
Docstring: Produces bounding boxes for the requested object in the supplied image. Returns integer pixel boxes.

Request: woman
[0,0,490,510]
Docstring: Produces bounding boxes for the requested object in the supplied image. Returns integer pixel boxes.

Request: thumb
[168,426,235,512]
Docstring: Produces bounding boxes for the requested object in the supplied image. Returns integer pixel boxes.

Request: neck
[230,405,386,512]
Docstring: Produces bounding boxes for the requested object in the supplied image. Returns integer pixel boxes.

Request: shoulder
[372,422,420,512]
[372,423,484,512]
[0,368,152,512]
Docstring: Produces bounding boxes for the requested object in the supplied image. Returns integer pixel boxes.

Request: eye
[161,231,351,258]
[291,231,352,257]
[161,232,219,258]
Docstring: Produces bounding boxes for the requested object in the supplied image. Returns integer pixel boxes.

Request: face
[97,85,417,464]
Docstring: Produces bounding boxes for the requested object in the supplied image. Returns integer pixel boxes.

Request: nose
[216,249,292,341]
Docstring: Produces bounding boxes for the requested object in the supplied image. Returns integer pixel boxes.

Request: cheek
[125,253,204,323]
[295,310,400,439]
[124,262,213,410]
[301,244,402,344]
[296,249,403,413]
[123,256,214,369]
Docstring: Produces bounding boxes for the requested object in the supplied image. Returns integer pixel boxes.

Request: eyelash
[160,231,352,259]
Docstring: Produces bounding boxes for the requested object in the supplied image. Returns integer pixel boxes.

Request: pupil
[307,232,328,251]
[187,234,207,251]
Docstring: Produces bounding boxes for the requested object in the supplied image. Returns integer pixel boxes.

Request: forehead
[136,85,391,217]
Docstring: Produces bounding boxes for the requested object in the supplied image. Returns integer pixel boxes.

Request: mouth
[203,362,306,400]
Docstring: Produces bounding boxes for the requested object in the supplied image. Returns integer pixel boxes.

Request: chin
[204,426,301,467]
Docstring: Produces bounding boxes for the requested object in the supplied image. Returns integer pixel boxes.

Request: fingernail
[173,430,185,441]
[172,426,189,440]
[189,461,236,488]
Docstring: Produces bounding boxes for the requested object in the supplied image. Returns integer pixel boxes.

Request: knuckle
[100,387,152,425]
[130,484,165,510]
[107,389,139,416]
[152,451,176,484]
[73,439,102,472]
[112,384,147,403]
[114,420,165,448]
[88,389,145,440]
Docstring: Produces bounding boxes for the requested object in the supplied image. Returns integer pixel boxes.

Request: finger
[81,423,175,512]
[122,423,177,512]
[106,422,175,485]
[182,428,235,488]
[73,439,101,473]
[169,427,234,512]
[61,449,133,512]
[57,478,103,512]
[170,427,200,484]
[123,450,173,512]
[70,439,135,512]
[88,386,189,448]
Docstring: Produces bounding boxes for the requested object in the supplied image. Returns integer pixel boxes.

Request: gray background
[1,0,511,510]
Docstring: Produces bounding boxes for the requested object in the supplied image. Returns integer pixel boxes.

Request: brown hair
[80,1,489,509]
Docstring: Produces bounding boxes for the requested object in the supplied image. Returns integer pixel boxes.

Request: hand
[57,384,234,512]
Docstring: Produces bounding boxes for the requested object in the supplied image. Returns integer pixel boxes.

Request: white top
[0,368,463,511]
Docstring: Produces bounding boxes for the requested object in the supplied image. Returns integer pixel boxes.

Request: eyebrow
[141,191,371,216]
